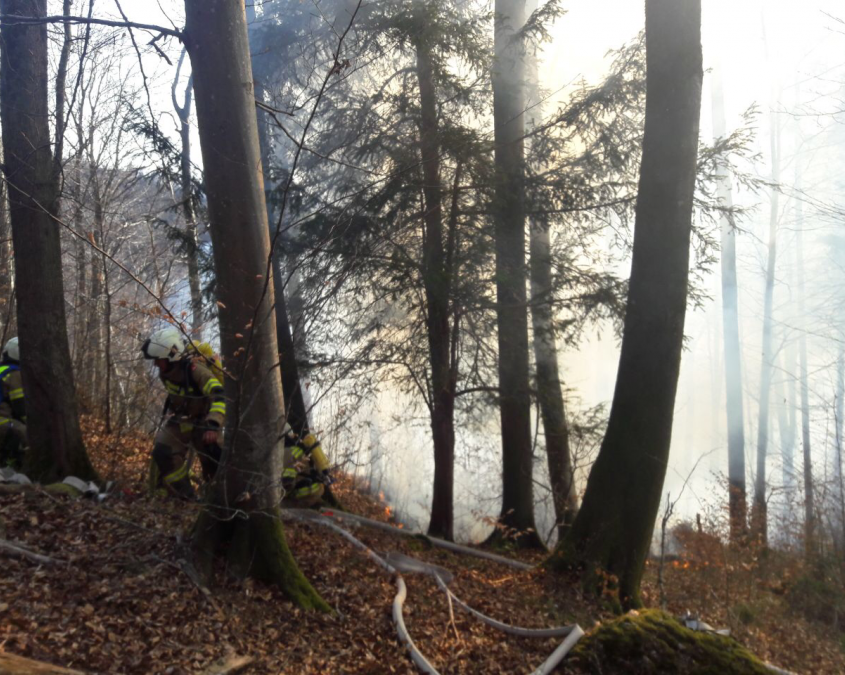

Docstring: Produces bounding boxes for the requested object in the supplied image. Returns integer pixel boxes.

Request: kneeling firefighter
[282,425,332,507]
[141,327,225,498]
[0,337,26,469]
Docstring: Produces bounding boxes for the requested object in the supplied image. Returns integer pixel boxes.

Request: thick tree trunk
[0,0,96,483]
[490,0,542,549]
[415,39,457,541]
[185,0,327,610]
[550,0,702,609]
[751,115,780,546]
[712,62,746,542]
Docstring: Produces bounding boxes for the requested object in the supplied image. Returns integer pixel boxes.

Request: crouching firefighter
[282,426,333,507]
[141,327,225,499]
[0,337,26,469]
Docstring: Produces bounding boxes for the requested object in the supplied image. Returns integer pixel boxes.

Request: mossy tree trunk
[184,0,328,612]
[0,0,97,483]
[548,0,702,608]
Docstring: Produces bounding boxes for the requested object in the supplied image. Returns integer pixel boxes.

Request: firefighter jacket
[0,362,25,423]
[159,357,225,427]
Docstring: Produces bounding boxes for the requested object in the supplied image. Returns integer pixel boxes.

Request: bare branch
[0,13,182,39]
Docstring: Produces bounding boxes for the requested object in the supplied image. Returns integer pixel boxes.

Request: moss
[569,610,772,675]
[246,510,332,613]
[193,504,331,613]
[43,482,83,497]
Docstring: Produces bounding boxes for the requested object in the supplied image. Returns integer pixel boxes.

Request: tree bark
[172,48,203,339]
[525,0,577,539]
[751,110,780,546]
[0,0,96,483]
[184,0,327,611]
[415,38,457,541]
[490,0,542,549]
[549,0,702,609]
[794,181,814,559]
[711,61,747,542]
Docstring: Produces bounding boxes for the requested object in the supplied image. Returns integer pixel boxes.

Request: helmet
[2,337,19,362]
[141,326,186,362]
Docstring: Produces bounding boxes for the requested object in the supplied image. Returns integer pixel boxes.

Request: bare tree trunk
[172,48,203,338]
[185,0,327,610]
[524,0,577,539]
[776,344,796,491]
[0,0,96,482]
[0,147,14,343]
[794,181,815,559]
[712,61,747,542]
[550,0,703,609]
[490,0,542,549]
[751,111,780,546]
[835,346,845,548]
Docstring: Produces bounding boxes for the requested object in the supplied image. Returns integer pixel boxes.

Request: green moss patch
[568,610,771,675]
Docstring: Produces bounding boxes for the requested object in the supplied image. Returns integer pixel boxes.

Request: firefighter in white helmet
[141,326,225,498]
[0,337,26,468]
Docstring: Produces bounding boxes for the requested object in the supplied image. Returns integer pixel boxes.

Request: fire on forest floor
[0,424,843,674]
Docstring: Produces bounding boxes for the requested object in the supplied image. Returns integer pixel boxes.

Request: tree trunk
[415,39,457,541]
[0,0,96,483]
[525,0,577,539]
[172,48,203,339]
[794,181,814,559]
[184,0,327,611]
[0,147,15,343]
[246,4,315,441]
[712,62,747,542]
[835,346,845,549]
[549,0,702,609]
[490,0,542,549]
[751,111,780,546]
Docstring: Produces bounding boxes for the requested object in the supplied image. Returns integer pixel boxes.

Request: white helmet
[2,337,19,362]
[141,326,186,362]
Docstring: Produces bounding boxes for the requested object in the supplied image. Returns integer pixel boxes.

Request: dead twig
[0,538,63,566]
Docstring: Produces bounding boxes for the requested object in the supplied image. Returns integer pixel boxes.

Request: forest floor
[0,419,844,674]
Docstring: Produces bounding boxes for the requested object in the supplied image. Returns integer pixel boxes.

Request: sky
[79,0,845,540]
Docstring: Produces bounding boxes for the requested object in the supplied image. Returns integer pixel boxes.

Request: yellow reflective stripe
[179,423,194,434]
[202,378,222,396]
[209,403,226,415]
[163,462,189,484]
[295,484,322,498]
[0,418,9,426]
[282,468,297,478]
[9,388,23,401]
[291,446,304,459]
[0,366,9,379]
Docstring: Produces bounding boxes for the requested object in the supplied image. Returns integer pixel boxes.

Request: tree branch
[0,13,183,39]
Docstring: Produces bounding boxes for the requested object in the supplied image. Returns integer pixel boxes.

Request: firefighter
[282,425,332,507]
[0,337,26,469]
[141,326,225,499]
